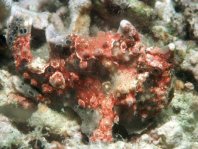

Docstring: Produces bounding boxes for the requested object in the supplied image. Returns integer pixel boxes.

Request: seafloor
[0,0,198,148]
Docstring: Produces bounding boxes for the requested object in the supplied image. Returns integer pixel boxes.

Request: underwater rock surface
[0,0,197,148]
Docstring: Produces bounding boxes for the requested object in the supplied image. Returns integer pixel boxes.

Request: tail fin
[7,14,32,48]
[7,14,33,70]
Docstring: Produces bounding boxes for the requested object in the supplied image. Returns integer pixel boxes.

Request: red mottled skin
[9,19,173,142]
[12,34,33,69]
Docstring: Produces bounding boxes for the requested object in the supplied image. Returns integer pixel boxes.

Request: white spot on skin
[28,57,48,74]
[49,71,66,89]
[138,72,149,82]
[146,54,163,69]
[50,60,60,69]
[112,69,138,94]
[168,43,175,51]
[112,47,121,57]
[146,47,170,54]
[102,81,111,92]
[119,20,131,32]
[125,94,136,106]
[118,20,138,38]
[78,99,85,108]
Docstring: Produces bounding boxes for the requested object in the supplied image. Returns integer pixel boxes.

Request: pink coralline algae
[7,16,173,142]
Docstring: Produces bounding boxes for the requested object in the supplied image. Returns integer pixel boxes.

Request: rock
[92,0,153,31]
[73,107,101,137]
[153,118,184,148]
[181,49,198,81]
[173,0,198,40]
[0,114,24,148]
[19,0,64,12]
[0,0,12,32]
[28,104,81,137]
[11,5,50,30]
[68,0,92,35]
[184,82,194,90]
[155,0,175,23]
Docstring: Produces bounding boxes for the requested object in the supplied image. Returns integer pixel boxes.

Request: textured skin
[7,16,173,142]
